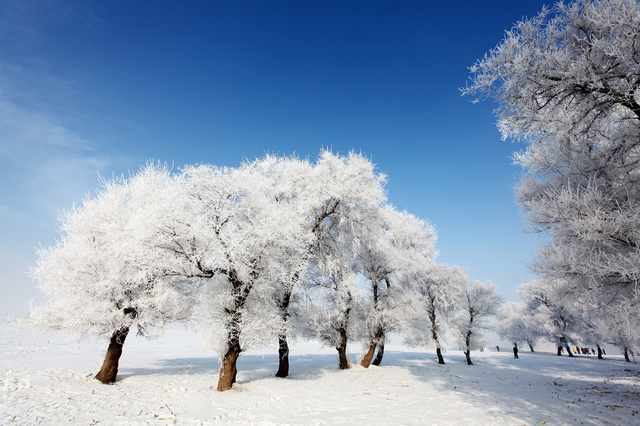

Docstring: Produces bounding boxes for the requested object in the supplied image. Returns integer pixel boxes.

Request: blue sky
[0,0,550,316]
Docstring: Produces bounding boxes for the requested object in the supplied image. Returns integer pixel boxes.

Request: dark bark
[464,322,473,365]
[464,350,473,365]
[557,335,573,357]
[429,306,445,364]
[370,279,390,368]
[95,327,130,384]
[275,335,290,378]
[565,345,574,357]
[527,339,535,352]
[360,328,384,368]
[216,282,250,391]
[275,288,293,378]
[624,347,631,363]
[361,280,383,368]
[335,288,352,370]
[372,339,385,366]
[360,340,378,368]
[596,344,603,359]
[336,326,350,369]
[217,339,241,391]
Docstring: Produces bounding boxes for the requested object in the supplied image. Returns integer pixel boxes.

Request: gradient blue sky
[0,0,551,316]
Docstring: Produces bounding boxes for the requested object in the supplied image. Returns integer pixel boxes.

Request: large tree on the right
[464,0,640,346]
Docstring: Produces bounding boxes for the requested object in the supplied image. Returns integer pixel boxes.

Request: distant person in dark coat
[513,345,519,359]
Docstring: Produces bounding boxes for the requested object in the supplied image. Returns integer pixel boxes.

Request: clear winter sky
[0,0,551,316]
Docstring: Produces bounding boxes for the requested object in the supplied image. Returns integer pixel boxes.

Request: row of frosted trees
[497,278,637,361]
[465,0,640,359]
[31,151,502,391]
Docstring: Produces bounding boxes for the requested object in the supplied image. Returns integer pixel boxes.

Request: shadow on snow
[115,348,640,425]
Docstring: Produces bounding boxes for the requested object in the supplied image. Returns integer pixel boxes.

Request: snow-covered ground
[1,318,638,425]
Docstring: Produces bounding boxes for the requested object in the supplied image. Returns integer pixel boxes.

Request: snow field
[1,319,638,425]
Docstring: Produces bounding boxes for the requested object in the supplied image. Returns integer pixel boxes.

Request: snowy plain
[1,317,638,426]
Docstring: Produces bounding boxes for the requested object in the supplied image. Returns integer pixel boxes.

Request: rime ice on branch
[464,0,640,347]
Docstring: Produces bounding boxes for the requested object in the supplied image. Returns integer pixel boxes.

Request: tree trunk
[596,344,603,359]
[464,328,473,365]
[217,339,241,391]
[360,328,384,368]
[360,280,381,369]
[623,347,631,363]
[527,339,535,352]
[275,288,293,378]
[360,341,377,368]
[336,326,350,369]
[95,327,130,384]
[372,339,385,366]
[429,306,445,364]
[565,345,574,357]
[217,292,244,391]
[464,350,473,365]
[371,281,389,367]
[436,346,445,364]
[275,334,290,378]
[216,274,253,391]
[335,288,352,370]
[557,336,573,357]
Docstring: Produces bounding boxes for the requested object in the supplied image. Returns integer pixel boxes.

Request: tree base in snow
[217,347,240,391]
[275,336,289,378]
[464,350,473,365]
[337,347,350,369]
[95,327,129,384]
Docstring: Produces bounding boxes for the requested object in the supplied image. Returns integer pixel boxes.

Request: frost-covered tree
[31,149,443,387]
[31,164,196,384]
[529,188,640,346]
[407,264,466,364]
[464,0,640,346]
[454,281,503,365]
[182,160,310,391]
[357,205,437,368]
[306,270,363,369]
[590,301,639,361]
[423,265,466,364]
[573,313,609,359]
[230,155,313,379]
[518,279,583,356]
[303,150,388,369]
[497,302,540,352]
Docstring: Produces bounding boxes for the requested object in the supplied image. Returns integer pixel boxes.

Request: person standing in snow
[513,344,519,359]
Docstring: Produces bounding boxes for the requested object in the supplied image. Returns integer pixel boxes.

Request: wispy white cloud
[0,47,124,316]
[0,3,128,317]
[0,64,121,219]
[0,97,89,155]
